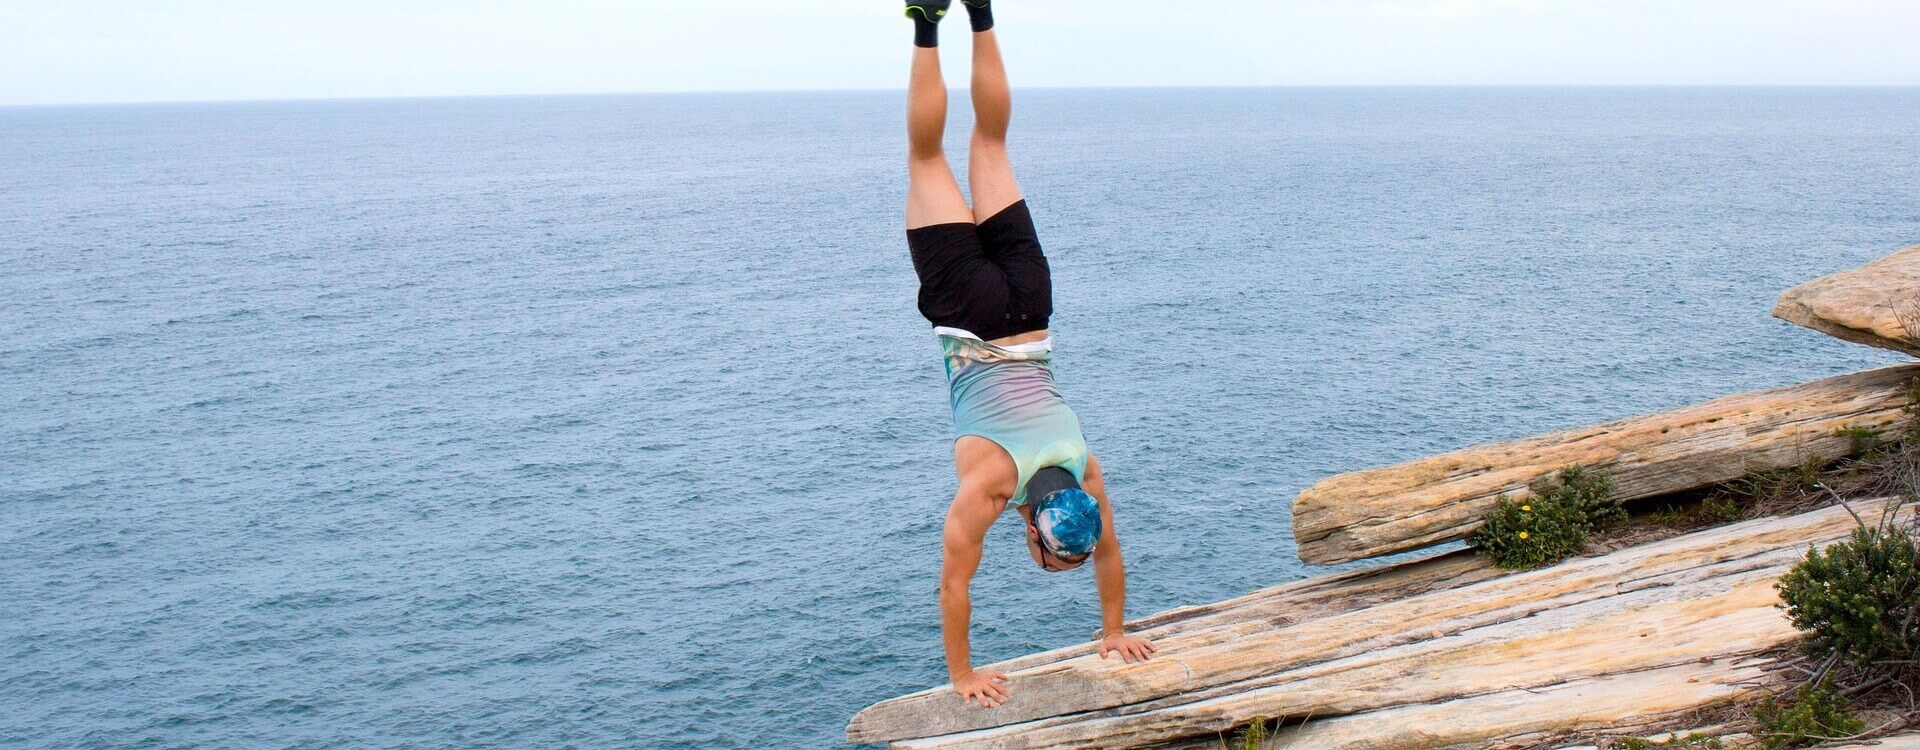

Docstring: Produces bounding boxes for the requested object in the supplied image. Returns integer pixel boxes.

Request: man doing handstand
[900,0,1156,710]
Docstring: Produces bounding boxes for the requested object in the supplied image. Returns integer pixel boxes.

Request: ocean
[2,87,1916,748]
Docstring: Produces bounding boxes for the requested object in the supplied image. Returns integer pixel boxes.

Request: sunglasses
[1026,518,1089,572]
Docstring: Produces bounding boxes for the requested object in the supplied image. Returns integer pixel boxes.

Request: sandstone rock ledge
[1774,244,1920,358]
[1293,363,1919,565]
[848,499,1911,749]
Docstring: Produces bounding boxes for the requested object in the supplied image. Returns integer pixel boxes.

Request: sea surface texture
[3,88,1918,748]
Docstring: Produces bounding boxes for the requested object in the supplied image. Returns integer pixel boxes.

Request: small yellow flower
[1518,531,1530,540]
[1520,505,1532,512]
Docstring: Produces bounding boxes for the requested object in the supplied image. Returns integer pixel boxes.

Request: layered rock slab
[901,574,1795,750]
[1238,659,1779,750]
[1293,363,1920,565]
[1824,732,1920,749]
[1774,244,1920,357]
[848,499,1905,747]
[986,548,1497,675]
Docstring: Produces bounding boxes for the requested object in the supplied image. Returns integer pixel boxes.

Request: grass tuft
[1699,493,1744,523]
[1612,732,1724,749]
[1836,425,1884,458]
[1229,717,1271,750]
[1715,459,1827,515]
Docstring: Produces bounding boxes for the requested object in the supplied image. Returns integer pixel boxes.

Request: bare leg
[907,47,973,230]
[968,28,1023,223]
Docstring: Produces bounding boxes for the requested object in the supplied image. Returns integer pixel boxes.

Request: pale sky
[2,0,1916,105]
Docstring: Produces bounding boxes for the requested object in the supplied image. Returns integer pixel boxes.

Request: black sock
[964,0,993,33]
[913,15,940,47]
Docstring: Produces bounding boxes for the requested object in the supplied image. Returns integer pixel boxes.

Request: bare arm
[1092,506,1129,635]
[940,483,1012,707]
[1083,455,1156,662]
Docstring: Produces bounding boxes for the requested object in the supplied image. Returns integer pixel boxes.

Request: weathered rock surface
[1823,732,1920,749]
[847,499,1906,748]
[900,575,1794,750]
[985,548,1498,675]
[1775,245,1920,357]
[1246,659,1779,750]
[1293,363,1920,565]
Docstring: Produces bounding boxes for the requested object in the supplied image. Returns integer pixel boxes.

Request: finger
[1098,645,1111,659]
[1143,641,1158,654]
[988,672,1009,683]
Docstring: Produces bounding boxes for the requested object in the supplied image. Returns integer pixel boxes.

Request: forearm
[1090,540,1156,664]
[938,493,994,680]
[940,582,975,678]
[1094,547,1128,635]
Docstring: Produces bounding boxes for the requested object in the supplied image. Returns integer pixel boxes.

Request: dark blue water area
[1,88,1916,748]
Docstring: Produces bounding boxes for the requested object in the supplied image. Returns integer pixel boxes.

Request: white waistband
[934,326,1053,353]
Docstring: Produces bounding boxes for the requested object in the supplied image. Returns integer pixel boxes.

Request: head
[1021,467,1102,573]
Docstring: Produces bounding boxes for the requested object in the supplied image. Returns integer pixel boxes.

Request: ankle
[964,0,994,33]
[908,1,950,48]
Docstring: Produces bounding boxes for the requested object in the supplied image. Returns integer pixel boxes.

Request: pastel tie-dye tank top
[937,328,1090,506]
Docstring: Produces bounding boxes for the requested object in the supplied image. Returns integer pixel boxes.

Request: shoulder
[954,436,1017,504]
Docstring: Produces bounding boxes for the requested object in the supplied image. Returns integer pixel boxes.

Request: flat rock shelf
[849,499,1910,748]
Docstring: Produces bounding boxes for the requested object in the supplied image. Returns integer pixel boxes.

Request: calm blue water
[2,88,1917,749]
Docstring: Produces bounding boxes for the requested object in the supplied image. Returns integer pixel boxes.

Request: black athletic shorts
[906,200,1052,342]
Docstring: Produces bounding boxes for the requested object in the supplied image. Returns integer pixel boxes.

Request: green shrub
[1750,677,1864,749]
[1469,467,1621,570]
[1613,733,1724,749]
[1776,523,1920,668]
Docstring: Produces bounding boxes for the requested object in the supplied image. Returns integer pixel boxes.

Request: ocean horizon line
[5,82,1917,110]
